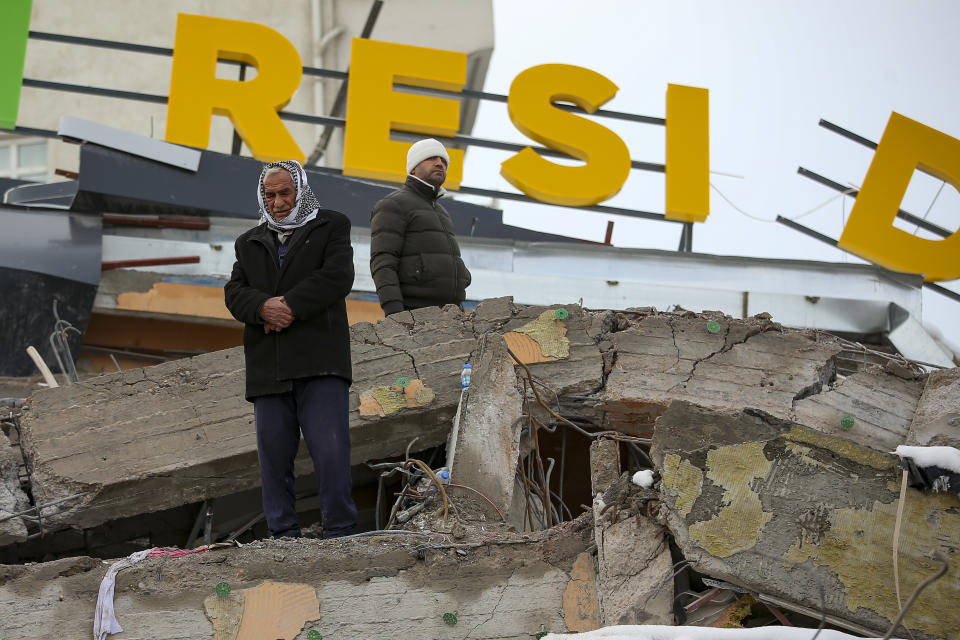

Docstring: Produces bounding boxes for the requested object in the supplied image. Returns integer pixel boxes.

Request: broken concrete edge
[0,514,599,639]
[0,428,30,544]
[652,400,959,639]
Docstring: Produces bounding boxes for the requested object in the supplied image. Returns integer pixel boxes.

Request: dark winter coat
[369,176,471,315]
[224,211,354,400]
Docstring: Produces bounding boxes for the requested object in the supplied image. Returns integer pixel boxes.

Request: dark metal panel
[0,267,96,377]
[66,144,577,242]
[0,208,102,284]
[0,178,30,196]
[2,143,580,242]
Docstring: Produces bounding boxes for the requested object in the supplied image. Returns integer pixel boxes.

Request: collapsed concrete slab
[0,519,593,640]
[603,315,841,421]
[18,305,475,532]
[792,367,924,453]
[14,300,952,551]
[652,400,960,640]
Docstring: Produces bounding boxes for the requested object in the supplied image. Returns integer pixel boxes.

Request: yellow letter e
[342,39,466,188]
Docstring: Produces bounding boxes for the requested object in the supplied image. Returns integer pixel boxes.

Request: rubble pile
[0,298,957,639]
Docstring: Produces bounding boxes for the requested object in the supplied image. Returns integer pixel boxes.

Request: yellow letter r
[165,14,305,163]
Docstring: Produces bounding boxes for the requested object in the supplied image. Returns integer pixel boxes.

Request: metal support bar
[390,129,666,173]
[797,167,952,239]
[27,30,666,126]
[185,500,207,549]
[776,216,960,307]
[775,215,839,247]
[102,214,211,230]
[101,256,200,270]
[677,222,694,252]
[926,282,960,304]
[29,30,174,56]
[303,163,674,222]
[203,501,215,546]
[10,125,59,138]
[22,78,167,104]
[818,118,878,150]
[23,77,672,175]
[819,117,948,185]
[455,184,674,223]
[307,0,383,164]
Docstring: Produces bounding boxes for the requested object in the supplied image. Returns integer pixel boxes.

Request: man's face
[411,155,447,188]
[263,170,296,220]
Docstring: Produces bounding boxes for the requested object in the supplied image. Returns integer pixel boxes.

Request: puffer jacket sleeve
[369,195,407,313]
[224,236,270,325]
[283,217,355,319]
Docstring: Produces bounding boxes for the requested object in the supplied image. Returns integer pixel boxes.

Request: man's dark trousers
[253,375,357,538]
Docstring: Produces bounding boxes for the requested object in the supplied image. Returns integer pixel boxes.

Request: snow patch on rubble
[631,469,655,489]
[893,445,960,473]
[544,624,893,639]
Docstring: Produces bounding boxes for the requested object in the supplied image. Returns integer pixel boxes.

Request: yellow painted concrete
[563,552,600,632]
[117,282,234,319]
[688,443,772,558]
[662,453,703,518]
[512,310,569,359]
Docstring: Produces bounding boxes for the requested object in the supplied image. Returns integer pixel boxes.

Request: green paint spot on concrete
[782,427,893,470]
[515,310,570,359]
[840,414,855,430]
[688,442,772,558]
[396,376,410,388]
[0,0,32,129]
[215,581,231,597]
[443,612,458,626]
[706,320,722,333]
[308,630,323,640]
[662,453,703,518]
[554,307,569,320]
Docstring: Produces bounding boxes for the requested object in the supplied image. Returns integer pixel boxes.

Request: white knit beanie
[406,138,449,174]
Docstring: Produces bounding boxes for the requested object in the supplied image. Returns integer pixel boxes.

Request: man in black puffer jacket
[369,138,472,316]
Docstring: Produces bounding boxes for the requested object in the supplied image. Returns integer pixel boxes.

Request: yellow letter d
[839,112,960,282]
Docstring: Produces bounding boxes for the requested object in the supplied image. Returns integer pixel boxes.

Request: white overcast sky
[454,0,960,356]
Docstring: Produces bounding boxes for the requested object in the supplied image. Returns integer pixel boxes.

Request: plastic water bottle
[435,467,451,484]
[460,363,472,390]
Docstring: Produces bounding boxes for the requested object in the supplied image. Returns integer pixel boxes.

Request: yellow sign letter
[838,112,960,282]
[165,14,304,163]
[343,39,465,188]
[665,84,710,223]
[500,64,630,207]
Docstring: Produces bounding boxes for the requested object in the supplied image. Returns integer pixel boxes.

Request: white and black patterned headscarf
[256,160,321,231]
